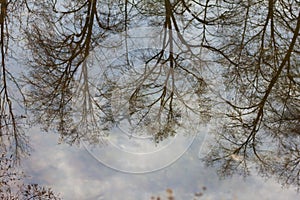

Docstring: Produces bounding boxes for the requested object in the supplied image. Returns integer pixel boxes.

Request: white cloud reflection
[22,127,299,200]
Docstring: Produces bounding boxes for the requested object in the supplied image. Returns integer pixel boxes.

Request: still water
[1,0,299,199]
[22,127,299,199]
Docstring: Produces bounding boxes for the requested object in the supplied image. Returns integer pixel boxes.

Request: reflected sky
[1,1,299,199]
[22,126,299,200]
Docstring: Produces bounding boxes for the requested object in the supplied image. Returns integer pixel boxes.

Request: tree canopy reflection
[202,0,300,189]
[94,48,210,143]
[0,0,299,194]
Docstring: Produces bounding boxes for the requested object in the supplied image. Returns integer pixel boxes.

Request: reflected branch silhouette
[24,0,211,144]
[23,0,127,145]
[95,46,209,142]
[0,152,62,199]
[204,2,300,189]
[0,0,29,162]
[17,0,300,191]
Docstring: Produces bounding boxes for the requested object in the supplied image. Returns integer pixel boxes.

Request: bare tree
[23,0,128,145]
[20,0,300,190]
[23,0,212,144]
[204,0,300,189]
[0,0,31,162]
[0,152,62,199]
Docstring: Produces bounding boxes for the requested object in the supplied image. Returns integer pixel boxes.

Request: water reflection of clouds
[84,125,195,173]
[0,1,297,199]
[107,126,173,153]
[22,127,299,200]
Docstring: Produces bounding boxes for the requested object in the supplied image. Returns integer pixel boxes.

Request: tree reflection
[0,152,61,199]
[8,0,300,191]
[95,47,210,142]
[24,0,211,144]
[23,0,127,145]
[203,0,300,189]
[0,0,30,161]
